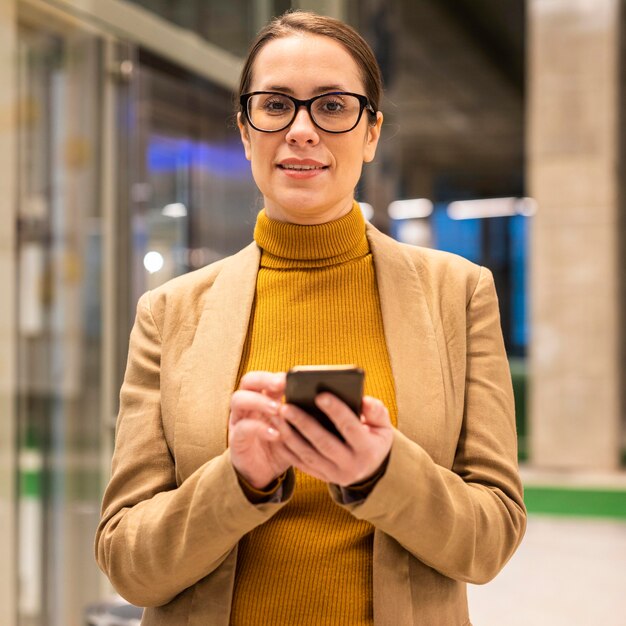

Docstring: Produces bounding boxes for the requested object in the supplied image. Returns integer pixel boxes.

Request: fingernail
[268,400,279,412]
[267,427,278,437]
[319,395,331,407]
[271,373,285,389]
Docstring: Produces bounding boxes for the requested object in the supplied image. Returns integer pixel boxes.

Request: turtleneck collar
[254,201,370,269]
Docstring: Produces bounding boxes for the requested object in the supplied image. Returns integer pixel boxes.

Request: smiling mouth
[278,164,328,171]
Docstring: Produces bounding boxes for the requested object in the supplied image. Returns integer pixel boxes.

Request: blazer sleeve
[94,292,294,608]
[329,266,526,584]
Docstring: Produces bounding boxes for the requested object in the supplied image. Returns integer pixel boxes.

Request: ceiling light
[388,199,433,220]
[162,202,188,218]
[358,202,374,221]
[448,197,537,220]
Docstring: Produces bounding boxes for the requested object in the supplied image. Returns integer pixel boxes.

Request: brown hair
[238,10,382,119]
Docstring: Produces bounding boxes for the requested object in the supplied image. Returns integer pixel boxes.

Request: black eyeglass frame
[239,91,377,134]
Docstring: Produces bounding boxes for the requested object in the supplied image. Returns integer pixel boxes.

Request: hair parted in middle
[238,10,383,120]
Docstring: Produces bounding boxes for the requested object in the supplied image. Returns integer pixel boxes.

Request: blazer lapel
[174,242,261,482]
[367,226,446,460]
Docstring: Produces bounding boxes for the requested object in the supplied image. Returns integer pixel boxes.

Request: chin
[269,192,334,221]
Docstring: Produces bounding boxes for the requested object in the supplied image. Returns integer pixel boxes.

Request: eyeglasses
[240,91,376,134]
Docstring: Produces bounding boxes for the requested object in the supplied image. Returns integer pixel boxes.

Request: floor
[467,515,626,625]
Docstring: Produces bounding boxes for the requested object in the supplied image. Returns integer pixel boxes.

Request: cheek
[248,142,277,192]
[340,139,368,173]
[248,136,277,167]
[250,156,267,187]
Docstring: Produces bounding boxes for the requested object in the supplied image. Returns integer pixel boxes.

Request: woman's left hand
[275,394,393,487]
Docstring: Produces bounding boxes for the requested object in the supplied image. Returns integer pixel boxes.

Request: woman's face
[238,34,383,225]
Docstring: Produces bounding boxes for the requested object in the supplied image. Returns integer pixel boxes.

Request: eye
[261,95,293,115]
[316,96,346,115]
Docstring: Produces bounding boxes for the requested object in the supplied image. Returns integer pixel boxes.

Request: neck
[263,197,355,225]
[254,200,368,267]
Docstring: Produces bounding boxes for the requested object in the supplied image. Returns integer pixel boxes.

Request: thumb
[361,396,390,426]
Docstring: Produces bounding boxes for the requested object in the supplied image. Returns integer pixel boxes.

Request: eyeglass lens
[247,93,363,132]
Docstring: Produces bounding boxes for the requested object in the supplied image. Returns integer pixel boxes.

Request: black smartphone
[285,365,365,441]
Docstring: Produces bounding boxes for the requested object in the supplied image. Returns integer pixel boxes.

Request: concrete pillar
[527,0,622,469]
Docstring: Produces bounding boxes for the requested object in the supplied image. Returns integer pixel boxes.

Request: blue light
[431,203,481,264]
[147,136,251,178]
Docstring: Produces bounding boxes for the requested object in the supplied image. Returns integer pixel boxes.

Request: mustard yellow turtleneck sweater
[230,203,398,626]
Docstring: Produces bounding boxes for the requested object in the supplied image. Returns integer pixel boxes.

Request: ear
[363,111,383,163]
[237,112,252,161]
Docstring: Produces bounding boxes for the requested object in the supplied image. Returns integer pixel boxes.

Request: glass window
[128,52,259,307]
[16,24,104,626]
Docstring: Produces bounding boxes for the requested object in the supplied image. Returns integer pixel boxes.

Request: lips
[281,163,326,171]
[277,158,329,171]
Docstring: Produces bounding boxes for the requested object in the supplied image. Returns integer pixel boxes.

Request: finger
[315,393,367,447]
[229,418,276,448]
[274,407,340,474]
[269,439,301,468]
[280,403,348,463]
[230,389,280,422]
[360,396,391,427]
[239,371,286,397]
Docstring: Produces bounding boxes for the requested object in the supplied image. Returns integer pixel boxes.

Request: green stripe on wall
[20,471,41,498]
[524,486,626,520]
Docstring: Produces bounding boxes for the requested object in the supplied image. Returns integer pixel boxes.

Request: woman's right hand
[228,371,292,490]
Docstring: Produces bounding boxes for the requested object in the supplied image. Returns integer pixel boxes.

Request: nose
[285,106,320,146]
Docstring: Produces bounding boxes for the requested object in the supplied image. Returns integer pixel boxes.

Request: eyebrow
[264,84,347,95]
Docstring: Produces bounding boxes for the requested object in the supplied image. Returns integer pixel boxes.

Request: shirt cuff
[237,471,288,504]
[338,455,390,503]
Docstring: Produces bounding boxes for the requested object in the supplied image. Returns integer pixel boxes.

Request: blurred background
[0,0,624,624]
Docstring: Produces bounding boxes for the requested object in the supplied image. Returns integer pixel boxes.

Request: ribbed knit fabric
[229,203,398,626]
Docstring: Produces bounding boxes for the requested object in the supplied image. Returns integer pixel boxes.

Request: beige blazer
[96,223,526,626]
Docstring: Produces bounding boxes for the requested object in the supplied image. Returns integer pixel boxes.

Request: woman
[96,11,526,626]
